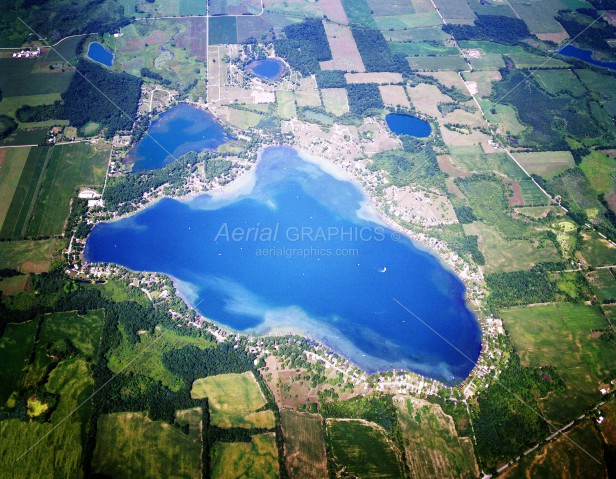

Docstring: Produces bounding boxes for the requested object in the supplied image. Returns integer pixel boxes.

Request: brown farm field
[280,410,328,479]
[378,85,410,108]
[320,23,365,72]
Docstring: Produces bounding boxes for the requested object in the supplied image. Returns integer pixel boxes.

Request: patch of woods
[557,9,616,52]
[443,15,531,44]
[274,19,332,75]
[0,114,17,140]
[0,0,129,46]
[14,60,142,137]
[351,28,411,76]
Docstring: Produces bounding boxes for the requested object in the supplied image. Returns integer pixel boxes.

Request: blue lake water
[87,42,114,67]
[557,45,616,72]
[386,113,432,137]
[247,58,286,80]
[85,146,481,382]
[129,103,229,172]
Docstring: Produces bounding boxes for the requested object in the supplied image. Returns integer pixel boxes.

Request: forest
[443,15,531,44]
[0,114,17,140]
[62,59,142,136]
[274,19,332,75]
[15,102,66,123]
[315,70,347,89]
[346,83,384,116]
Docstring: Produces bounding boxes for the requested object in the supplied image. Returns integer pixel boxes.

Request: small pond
[386,113,432,137]
[87,42,113,67]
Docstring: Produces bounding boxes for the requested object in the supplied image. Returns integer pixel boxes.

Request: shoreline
[85,141,486,387]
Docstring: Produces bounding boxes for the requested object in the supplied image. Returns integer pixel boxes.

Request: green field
[534,69,587,97]
[463,221,560,273]
[395,396,478,479]
[0,147,52,239]
[191,371,275,429]
[0,358,94,478]
[502,303,616,423]
[0,59,74,97]
[209,16,238,45]
[326,419,405,479]
[508,53,568,69]
[25,310,104,387]
[481,100,527,135]
[92,411,202,479]
[46,35,87,62]
[513,151,575,179]
[448,147,527,179]
[0,239,61,273]
[388,41,458,57]
[0,321,37,408]
[280,410,328,479]
[503,420,606,479]
[580,150,616,196]
[587,268,616,303]
[467,54,505,71]
[579,230,616,267]
[342,0,378,29]
[276,91,297,120]
[408,55,468,71]
[27,142,109,237]
[0,147,30,231]
[211,433,279,479]
[108,328,214,392]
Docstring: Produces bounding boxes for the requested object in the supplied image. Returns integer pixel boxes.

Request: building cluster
[12,47,41,58]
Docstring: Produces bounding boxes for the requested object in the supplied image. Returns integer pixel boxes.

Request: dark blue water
[87,42,114,67]
[557,45,616,71]
[129,104,229,172]
[85,146,480,382]
[386,113,432,137]
[247,58,286,80]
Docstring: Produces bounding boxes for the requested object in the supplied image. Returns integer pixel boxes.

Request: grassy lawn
[280,410,328,479]
[27,142,109,237]
[211,433,279,479]
[326,419,405,479]
[191,371,275,429]
[92,411,202,479]
[501,303,616,423]
[395,396,478,479]
[0,320,37,408]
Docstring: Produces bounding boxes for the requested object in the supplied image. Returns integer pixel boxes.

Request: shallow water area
[128,103,229,172]
[85,146,481,383]
[385,113,432,137]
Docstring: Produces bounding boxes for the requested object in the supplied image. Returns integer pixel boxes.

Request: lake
[557,45,616,72]
[246,58,286,81]
[85,146,481,383]
[87,42,114,67]
[129,103,229,172]
[386,113,432,137]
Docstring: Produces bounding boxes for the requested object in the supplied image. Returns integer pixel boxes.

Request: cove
[85,146,481,383]
[246,58,286,81]
[557,45,616,72]
[129,103,229,172]
[386,113,432,137]
[87,42,114,67]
